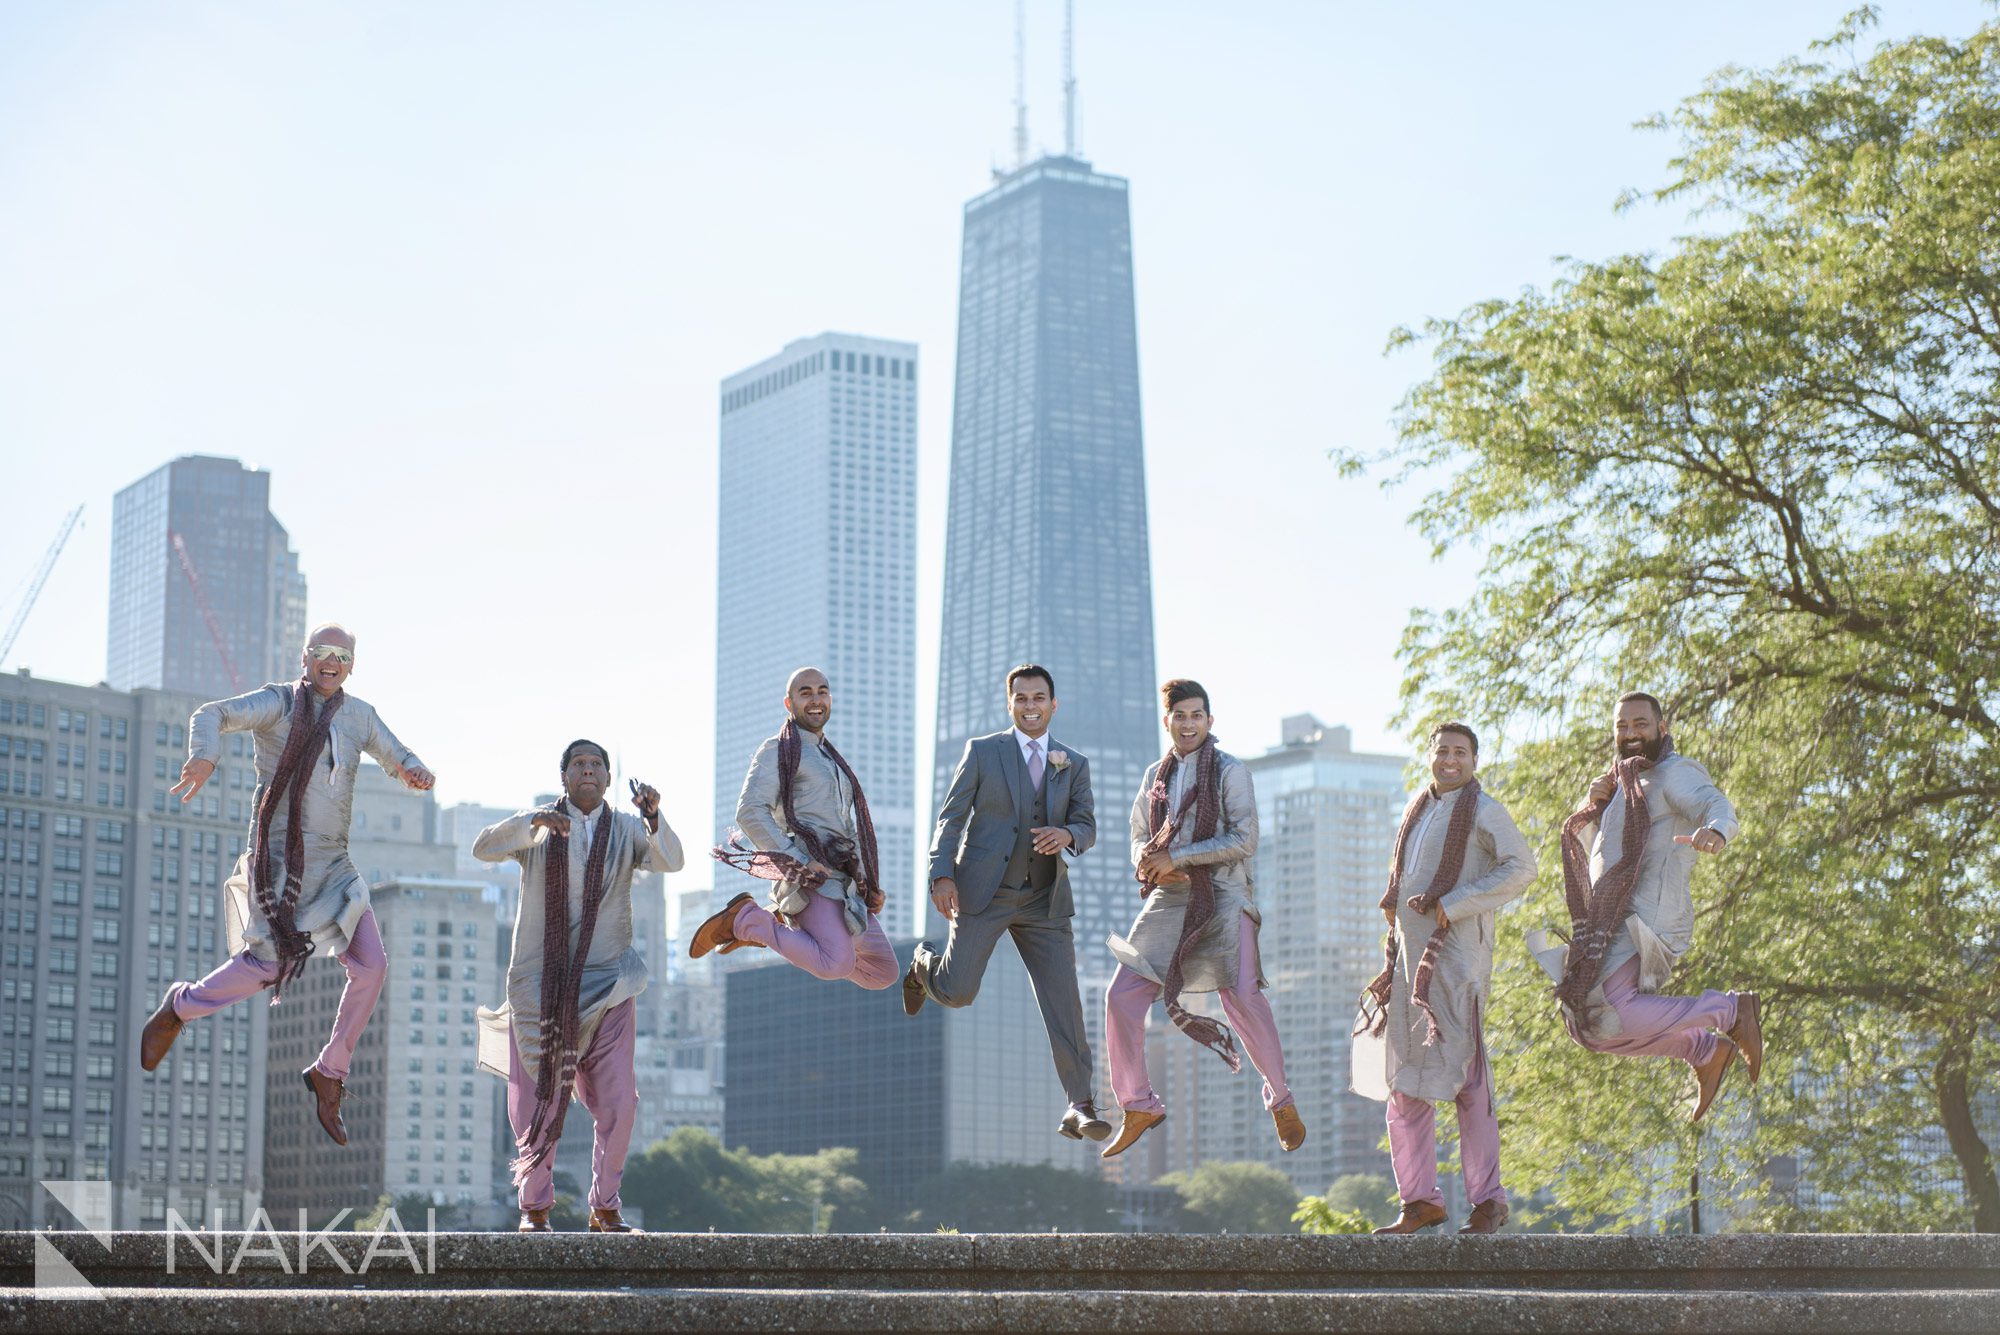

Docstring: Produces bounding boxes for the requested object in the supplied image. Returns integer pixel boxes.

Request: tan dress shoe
[301,1067,348,1146]
[518,1208,552,1233]
[1272,1103,1306,1153]
[1100,1108,1165,1159]
[1372,1199,1448,1234]
[1458,1198,1509,1234]
[1729,992,1762,1084]
[588,1208,637,1233]
[139,987,184,1072]
[1689,1034,1739,1123]
[689,893,753,958]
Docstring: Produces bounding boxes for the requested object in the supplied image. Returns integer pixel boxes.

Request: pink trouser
[1572,957,1739,1068]
[733,892,900,990]
[1386,1022,1504,1209]
[508,997,637,1213]
[1105,911,1292,1114]
[171,907,386,1081]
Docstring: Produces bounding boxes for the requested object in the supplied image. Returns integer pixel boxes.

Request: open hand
[531,809,571,837]
[929,877,959,922]
[170,758,215,804]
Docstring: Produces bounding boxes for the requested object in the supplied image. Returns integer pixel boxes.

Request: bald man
[693,667,899,990]
[139,624,434,1147]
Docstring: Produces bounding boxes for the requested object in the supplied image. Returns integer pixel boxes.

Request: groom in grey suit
[904,663,1110,1141]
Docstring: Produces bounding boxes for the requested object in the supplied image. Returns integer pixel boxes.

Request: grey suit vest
[1001,779,1055,891]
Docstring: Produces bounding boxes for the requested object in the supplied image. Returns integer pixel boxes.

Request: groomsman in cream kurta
[1100,679,1302,1160]
[1360,721,1536,1236]
[474,740,683,1234]
[1545,691,1758,1124]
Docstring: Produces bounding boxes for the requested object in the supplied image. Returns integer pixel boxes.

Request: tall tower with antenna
[934,0,1158,1136]
[1012,0,1029,167]
[1062,0,1077,157]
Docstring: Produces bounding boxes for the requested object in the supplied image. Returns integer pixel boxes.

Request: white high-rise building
[713,334,920,939]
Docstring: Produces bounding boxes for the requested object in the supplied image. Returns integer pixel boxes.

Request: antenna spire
[1012,0,1029,167]
[1062,0,1077,157]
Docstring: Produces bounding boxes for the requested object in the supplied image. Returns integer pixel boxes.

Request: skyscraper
[107,456,308,702]
[714,334,920,939]
[932,153,1157,968]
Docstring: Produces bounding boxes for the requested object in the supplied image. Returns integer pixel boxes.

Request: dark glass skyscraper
[932,154,1158,967]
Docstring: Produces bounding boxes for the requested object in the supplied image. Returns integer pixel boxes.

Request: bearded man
[139,624,434,1147]
[1100,680,1302,1161]
[473,740,684,1233]
[1551,691,1760,1123]
[690,667,897,991]
[1359,722,1536,1235]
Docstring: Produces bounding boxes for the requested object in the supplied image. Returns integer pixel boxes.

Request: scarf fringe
[1166,1001,1243,1073]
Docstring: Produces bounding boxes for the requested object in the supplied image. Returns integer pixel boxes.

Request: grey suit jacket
[927,731,1095,918]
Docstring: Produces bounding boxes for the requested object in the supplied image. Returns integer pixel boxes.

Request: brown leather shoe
[139,986,184,1072]
[518,1208,552,1233]
[1729,992,1762,1085]
[301,1066,348,1146]
[1689,1035,1738,1123]
[1372,1199,1448,1234]
[689,893,753,958]
[1100,1108,1165,1159]
[1458,1198,1509,1234]
[1272,1102,1307,1153]
[588,1207,637,1233]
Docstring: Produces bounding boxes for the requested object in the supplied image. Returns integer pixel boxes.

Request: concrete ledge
[4,1285,2000,1335]
[5,1231,1998,1293]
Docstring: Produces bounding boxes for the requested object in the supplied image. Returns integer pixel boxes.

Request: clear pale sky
[2,2,1983,901]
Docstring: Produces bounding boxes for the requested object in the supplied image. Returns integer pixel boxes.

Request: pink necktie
[1027,739,1045,790]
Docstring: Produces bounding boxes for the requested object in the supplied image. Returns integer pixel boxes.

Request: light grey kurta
[472,805,684,1083]
[1578,752,1740,995]
[1107,749,1262,995]
[190,683,425,962]
[732,728,868,936]
[1378,786,1537,1102]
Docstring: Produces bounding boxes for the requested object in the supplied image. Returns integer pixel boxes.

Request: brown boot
[1272,1103,1306,1153]
[1100,1108,1164,1159]
[588,1208,637,1233]
[1689,1035,1738,1123]
[689,893,753,958]
[1458,1198,1509,1234]
[139,987,184,1072]
[1372,1199,1448,1235]
[1729,992,1762,1085]
[301,1066,348,1146]
[518,1208,552,1233]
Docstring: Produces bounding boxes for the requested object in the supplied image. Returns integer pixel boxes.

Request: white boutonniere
[1048,750,1071,772]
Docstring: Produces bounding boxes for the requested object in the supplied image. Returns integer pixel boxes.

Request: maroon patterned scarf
[1138,736,1242,1072]
[1554,738,1671,1014]
[712,719,882,914]
[510,796,615,1185]
[247,680,344,1000]
[1358,777,1482,1045]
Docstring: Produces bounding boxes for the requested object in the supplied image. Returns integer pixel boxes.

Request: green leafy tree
[1348,8,2000,1232]
[1156,1161,1301,1234]
[1321,1173,1396,1218]
[622,1127,870,1232]
[1292,1196,1373,1235]
[904,1162,1119,1233]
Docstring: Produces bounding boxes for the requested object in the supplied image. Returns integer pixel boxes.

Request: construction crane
[169,530,244,693]
[0,505,84,669]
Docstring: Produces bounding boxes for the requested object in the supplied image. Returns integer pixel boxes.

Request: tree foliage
[623,1127,870,1232]
[1156,1161,1301,1234]
[1352,9,2000,1231]
[903,1161,1119,1234]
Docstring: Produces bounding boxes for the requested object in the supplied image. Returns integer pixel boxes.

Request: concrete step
[5,1231,1997,1293]
[6,1283,2000,1334]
